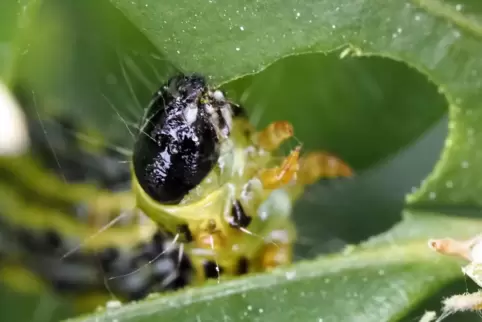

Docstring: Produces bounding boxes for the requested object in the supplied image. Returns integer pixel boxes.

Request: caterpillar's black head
[133,73,236,204]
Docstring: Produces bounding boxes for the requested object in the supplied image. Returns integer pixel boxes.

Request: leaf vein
[412,0,482,39]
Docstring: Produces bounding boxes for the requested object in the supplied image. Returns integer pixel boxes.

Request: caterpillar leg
[258,148,353,190]
[259,146,301,190]
[255,121,294,151]
[259,242,293,270]
[297,151,353,185]
[255,120,353,189]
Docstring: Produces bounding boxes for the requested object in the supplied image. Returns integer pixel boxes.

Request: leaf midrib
[68,239,458,322]
[413,0,482,39]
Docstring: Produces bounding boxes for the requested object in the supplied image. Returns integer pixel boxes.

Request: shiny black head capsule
[133,73,232,204]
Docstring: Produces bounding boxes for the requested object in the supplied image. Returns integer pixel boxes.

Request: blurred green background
[1,0,458,321]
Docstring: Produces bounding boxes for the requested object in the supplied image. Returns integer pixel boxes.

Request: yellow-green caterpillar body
[0,74,353,313]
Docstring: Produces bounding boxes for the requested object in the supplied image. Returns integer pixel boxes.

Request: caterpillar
[0,73,353,314]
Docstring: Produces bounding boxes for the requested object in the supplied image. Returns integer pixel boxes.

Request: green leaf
[7,0,482,321]
[109,0,482,86]
[0,0,42,81]
[68,212,482,322]
[0,286,71,322]
[107,0,482,172]
[10,0,181,159]
[222,52,446,169]
[394,2,482,208]
[71,0,481,320]
[17,0,449,171]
